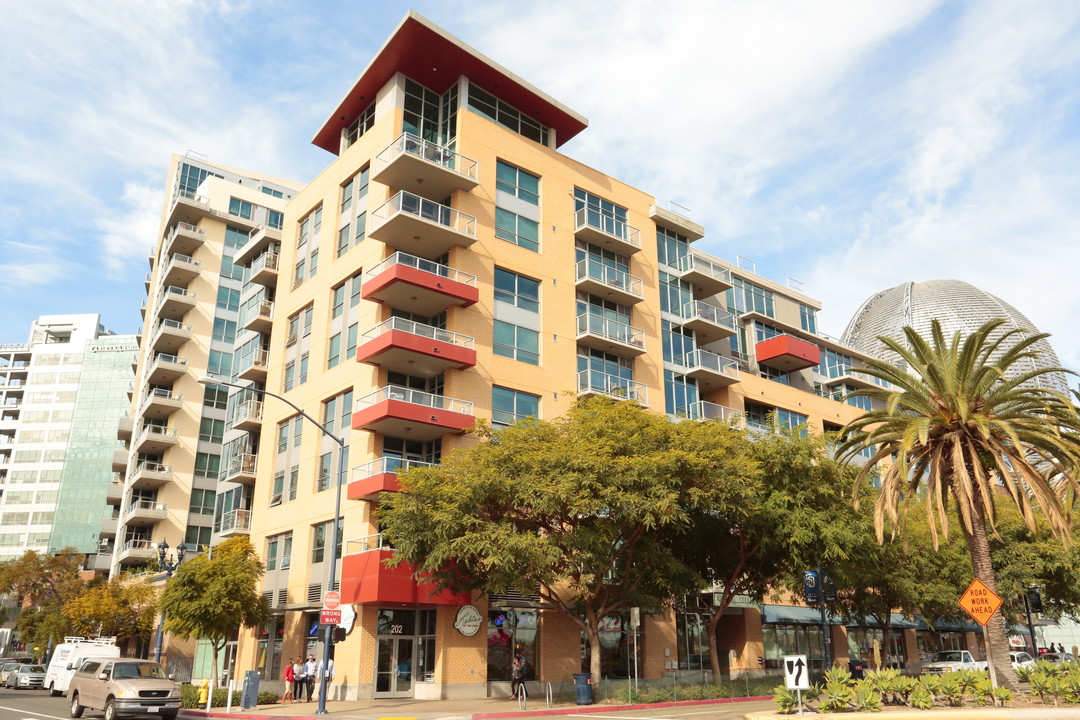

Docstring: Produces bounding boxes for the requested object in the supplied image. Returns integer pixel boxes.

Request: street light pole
[198,376,345,715]
[154,540,187,664]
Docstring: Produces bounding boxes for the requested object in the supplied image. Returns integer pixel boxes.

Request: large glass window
[229,197,253,220]
[493,321,539,365]
[468,85,548,145]
[800,304,818,334]
[495,209,539,252]
[727,278,774,318]
[494,269,540,313]
[580,615,643,680]
[763,624,823,670]
[311,519,343,564]
[676,610,711,672]
[488,609,538,681]
[491,387,539,426]
[496,161,539,205]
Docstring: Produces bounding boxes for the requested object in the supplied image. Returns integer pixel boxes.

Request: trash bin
[848,660,864,680]
[572,672,593,705]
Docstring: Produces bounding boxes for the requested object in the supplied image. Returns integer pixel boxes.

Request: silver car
[0,662,19,684]
[6,663,46,689]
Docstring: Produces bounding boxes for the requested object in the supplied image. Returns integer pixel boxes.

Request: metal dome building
[841,279,1069,394]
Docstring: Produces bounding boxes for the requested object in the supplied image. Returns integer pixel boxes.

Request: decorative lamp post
[154,540,187,664]
[198,375,345,715]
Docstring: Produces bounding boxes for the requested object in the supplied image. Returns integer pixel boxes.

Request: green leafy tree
[379,396,757,686]
[63,575,158,643]
[0,548,86,654]
[836,318,1080,691]
[679,423,860,678]
[159,537,270,684]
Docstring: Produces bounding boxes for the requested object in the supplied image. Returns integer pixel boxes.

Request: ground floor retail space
[233,598,993,700]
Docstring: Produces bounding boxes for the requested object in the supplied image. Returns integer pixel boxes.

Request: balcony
[117,416,133,442]
[164,219,207,256]
[232,400,264,433]
[577,370,649,405]
[670,350,740,387]
[670,401,741,424]
[128,461,173,490]
[755,334,822,373]
[575,259,644,306]
[576,314,646,357]
[157,286,197,321]
[145,353,188,385]
[161,253,202,287]
[150,320,192,353]
[101,515,118,539]
[242,300,274,334]
[369,190,477,258]
[222,453,257,485]
[341,533,469,606]
[234,224,283,265]
[106,480,124,506]
[124,499,168,526]
[139,388,183,419]
[133,425,179,455]
[676,301,736,341]
[667,253,733,298]
[362,251,478,316]
[219,509,252,538]
[348,457,435,502]
[574,207,641,255]
[649,203,705,241]
[372,132,480,200]
[237,349,269,383]
[247,251,279,287]
[352,386,474,442]
[112,448,129,473]
[116,538,156,565]
[356,318,476,378]
[817,368,890,392]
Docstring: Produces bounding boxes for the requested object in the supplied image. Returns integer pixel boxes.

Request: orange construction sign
[958,578,1003,626]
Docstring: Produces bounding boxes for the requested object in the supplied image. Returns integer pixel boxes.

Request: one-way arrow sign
[784,654,810,690]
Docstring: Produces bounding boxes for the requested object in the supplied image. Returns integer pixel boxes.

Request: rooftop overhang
[312,11,589,154]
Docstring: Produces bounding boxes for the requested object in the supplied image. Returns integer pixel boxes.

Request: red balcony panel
[347,472,401,501]
[341,550,470,606]
[755,335,821,373]
[362,265,478,317]
[356,329,476,377]
[351,398,474,442]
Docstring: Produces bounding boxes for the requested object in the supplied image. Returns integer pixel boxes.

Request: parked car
[920,650,988,674]
[6,663,46,689]
[0,661,20,684]
[1010,651,1036,670]
[68,658,180,720]
[1038,652,1076,663]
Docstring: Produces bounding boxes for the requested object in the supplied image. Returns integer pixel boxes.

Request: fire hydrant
[197,679,210,705]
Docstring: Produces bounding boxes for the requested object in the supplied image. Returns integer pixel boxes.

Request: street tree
[63,575,158,642]
[836,318,1080,691]
[159,537,269,684]
[378,396,757,686]
[0,548,86,655]
[678,423,861,679]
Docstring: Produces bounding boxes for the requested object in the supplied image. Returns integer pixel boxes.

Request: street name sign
[958,578,1003,626]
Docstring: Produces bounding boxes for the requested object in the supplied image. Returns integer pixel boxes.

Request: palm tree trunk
[963,493,1021,693]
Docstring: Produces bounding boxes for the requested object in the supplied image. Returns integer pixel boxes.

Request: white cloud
[97,183,165,274]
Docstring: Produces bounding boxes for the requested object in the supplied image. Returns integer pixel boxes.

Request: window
[309,248,319,277]
[288,466,299,501]
[349,272,363,307]
[800,304,818,334]
[293,417,303,446]
[331,283,346,318]
[820,348,853,379]
[322,389,353,437]
[185,525,212,548]
[495,208,539,252]
[337,224,350,257]
[468,85,549,145]
[268,209,283,230]
[271,471,285,506]
[344,101,376,148]
[293,259,305,286]
[311,519,343,564]
[224,227,248,249]
[728,278,774,318]
[760,365,789,385]
[317,453,332,492]
[276,421,289,453]
[303,306,314,336]
[493,321,539,365]
[283,361,295,392]
[346,324,358,360]
[203,387,228,410]
[216,287,240,312]
[190,489,216,515]
[492,387,539,426]
[298,205,322,247]
[266,532,293,571]
[494,269,540,312]
[220,255,243,281]
[327,334,341,369]
[208,350,232,377]
[298,353,309,385]
[195,453,220,478]
[496,161,539,205]
[286,312,300,345]
[199,418,225,444]
[340,178,354,214]
[229,197,253,220]
[574,189,629,239]
[212,318,237,344]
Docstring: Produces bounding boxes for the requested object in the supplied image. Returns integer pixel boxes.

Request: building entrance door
[374,637,415,698]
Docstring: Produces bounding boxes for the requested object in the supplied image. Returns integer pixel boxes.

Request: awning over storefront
[915,615,980,632]
[846,612,918,630]
[761,604,842,625]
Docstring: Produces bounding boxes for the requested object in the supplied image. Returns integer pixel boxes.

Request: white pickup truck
[920,650,988,674]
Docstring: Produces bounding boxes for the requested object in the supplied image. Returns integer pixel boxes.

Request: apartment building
[0,314,135,572]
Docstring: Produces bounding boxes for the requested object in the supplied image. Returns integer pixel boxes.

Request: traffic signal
[1029,588,1043,614]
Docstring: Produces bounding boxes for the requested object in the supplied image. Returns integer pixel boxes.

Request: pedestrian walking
[317,657,335,701]
[511,652,527,699]
[304,654,318,701]
[283,659,295,703]
[292,657,305,701]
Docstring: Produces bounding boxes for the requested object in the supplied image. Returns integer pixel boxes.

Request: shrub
[851,679,883,712]
[939,676,965,706]
[892,675,918,706]
[257,691,280,704]
[910,683,935,710]
[773,685,802,714]
[992,686,1013,706]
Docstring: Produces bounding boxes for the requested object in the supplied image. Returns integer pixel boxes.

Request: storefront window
[580,615,643,679]
[763,624,823,670]
[488,609,538,681]
[847,628,906,669]
[256,619,284,680]
[676,611,711,671]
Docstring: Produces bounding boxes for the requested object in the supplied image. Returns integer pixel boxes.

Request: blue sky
[3,0,1080,371]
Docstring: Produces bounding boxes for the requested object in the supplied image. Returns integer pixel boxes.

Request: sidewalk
[180,694,776,720]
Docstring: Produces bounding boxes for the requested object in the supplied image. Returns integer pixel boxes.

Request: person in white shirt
[303,655,318,701]
[317,657,336,700]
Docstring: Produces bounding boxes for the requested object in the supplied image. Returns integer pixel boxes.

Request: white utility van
[44,636,119,696]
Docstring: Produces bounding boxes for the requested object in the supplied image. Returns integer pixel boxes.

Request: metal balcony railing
[361,317,474,349]
[574,207,641,248]
[355,386,474,415]
[371,191,477,237]
[364,251,477,287]
[375,132,479,180]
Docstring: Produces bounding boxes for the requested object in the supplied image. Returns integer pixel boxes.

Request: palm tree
[836,318,1080,692]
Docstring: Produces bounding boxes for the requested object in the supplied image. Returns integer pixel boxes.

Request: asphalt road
[0,686,73,720]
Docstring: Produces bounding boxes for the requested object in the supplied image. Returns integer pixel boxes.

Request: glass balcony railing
[577,370,648,404]
[376,132,479,180]
[124,500,167,518]
[128,461,171,480]
[677,301,736,330]
[576,314,645,349]
[156,319,192,333]
[372,190,476,237]
[352,456,436,480]
[364,251,477,287]
[574,207,641,248]
[220,509,252,533]
[672,350,740,378]
[355,386,474,415]
[575,259,644,297]
[152,353,187,368]
[361,317,474,349]
[345,532,394,555]
[668,252,731,284]
[249,251,279,274]
[672,401,740,422]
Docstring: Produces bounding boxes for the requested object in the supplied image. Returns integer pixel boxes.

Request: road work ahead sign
[784,654,810,690]
[958,578,1003,626]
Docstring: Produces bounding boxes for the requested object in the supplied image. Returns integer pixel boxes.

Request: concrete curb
[473,694,774,718]
[747,708,1080,720]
